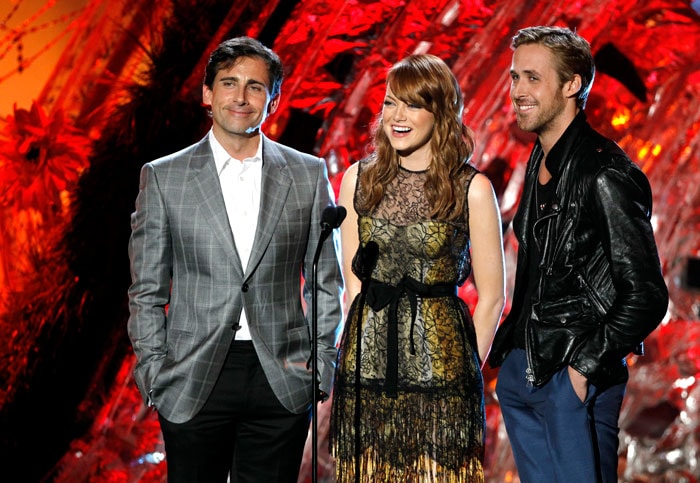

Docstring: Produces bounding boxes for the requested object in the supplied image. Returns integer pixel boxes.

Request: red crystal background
[0,1,699,481]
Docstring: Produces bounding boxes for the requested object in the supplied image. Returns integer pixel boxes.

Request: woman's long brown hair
[357,54,475,222]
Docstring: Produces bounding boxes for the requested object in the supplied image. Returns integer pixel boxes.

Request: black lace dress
[331,161,485,482]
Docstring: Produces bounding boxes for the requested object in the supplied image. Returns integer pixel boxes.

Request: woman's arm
[467,173,506,366]
[338,162,362,305]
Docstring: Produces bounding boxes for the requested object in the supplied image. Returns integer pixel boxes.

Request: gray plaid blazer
[127,134,343,424]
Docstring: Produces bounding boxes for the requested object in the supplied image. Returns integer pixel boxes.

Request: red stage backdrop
[0,1,699,481]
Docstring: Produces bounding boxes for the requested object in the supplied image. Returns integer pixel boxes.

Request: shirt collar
[540,110,587,180]
[209,130,264,176]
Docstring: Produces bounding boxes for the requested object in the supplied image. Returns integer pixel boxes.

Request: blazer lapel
[244,136,292,277]
[188,136,245,277]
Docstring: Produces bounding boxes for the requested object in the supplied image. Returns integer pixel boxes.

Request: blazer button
[242,283,249,292]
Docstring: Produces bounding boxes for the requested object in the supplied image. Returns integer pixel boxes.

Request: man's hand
[568,366,588,402]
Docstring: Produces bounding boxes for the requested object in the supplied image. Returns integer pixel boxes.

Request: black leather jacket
[489,112,669,388]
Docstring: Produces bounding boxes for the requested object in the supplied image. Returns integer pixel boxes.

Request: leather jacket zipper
[525,205,559,387]
[576,270,608,316]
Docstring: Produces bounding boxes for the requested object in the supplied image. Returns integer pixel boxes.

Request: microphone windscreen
[321,206,338,228]
[335,206,347,227]
[356,240,379,278]
[364,241,379,265]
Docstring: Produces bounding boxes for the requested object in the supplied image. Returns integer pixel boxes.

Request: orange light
[611,109,631,127]
[638,144,650,160]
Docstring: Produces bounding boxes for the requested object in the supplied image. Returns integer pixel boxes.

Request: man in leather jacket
[488,26,668,483]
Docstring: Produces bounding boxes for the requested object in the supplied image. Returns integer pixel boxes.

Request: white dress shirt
[210,130,263,340]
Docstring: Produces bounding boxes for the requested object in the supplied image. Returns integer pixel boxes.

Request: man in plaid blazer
[127,37,343,482]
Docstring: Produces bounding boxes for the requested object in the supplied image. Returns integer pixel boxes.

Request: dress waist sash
[364,276,457,397]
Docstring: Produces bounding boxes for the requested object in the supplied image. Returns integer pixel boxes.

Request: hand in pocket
[568,366,588,402]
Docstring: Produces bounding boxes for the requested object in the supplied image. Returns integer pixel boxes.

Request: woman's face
[381,85,436,163]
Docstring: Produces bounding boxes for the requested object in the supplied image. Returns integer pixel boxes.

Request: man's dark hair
[512,26,595,109]
[204,37,284,98]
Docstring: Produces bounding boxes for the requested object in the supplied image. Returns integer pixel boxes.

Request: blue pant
[496,349,626,483]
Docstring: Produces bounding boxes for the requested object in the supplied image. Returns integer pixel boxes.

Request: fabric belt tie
[365,276,457,397]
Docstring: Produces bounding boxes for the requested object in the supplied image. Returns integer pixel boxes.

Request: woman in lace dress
[330,54,506,482]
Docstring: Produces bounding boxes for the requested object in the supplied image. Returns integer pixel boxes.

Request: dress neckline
[399,164,428,174]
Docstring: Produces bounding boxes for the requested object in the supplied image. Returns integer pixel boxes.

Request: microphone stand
[352,241,378,482]
[310,206,345,483]
[311,230,327,483]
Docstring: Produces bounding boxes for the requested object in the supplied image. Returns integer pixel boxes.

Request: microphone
[318,205,346,247]
[335,206,347,227]
[353,240,379,478]
[356,241,379,283]
[320,205,347,232]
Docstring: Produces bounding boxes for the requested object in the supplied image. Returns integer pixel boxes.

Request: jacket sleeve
[127,162,171,406]
[571,164,668,383]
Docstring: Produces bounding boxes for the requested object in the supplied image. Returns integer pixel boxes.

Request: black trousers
[158,341,311,483]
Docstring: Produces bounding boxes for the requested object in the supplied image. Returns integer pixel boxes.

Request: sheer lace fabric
[331,162,485,482]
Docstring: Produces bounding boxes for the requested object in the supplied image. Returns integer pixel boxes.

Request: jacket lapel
[514,142,543,251]
[244,136,292,278]
[188,136,245,277]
